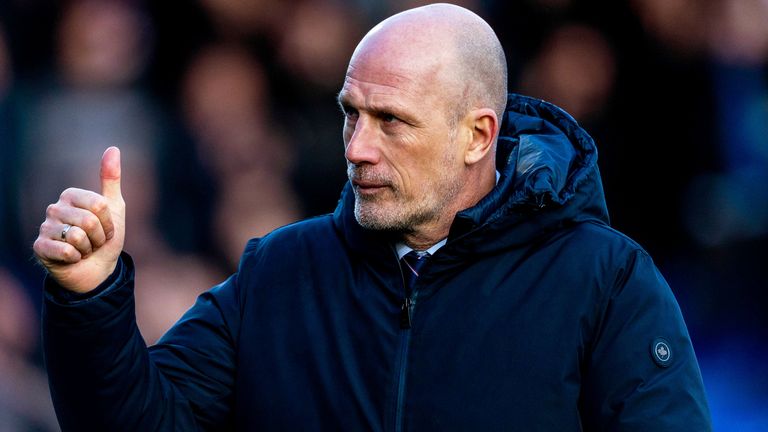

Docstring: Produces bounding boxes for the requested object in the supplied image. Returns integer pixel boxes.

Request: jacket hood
[333,93,610,258]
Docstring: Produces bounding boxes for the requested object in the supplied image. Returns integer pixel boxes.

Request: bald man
[36,4,711,431]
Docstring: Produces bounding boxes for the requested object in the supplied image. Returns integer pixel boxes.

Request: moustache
[347,165,395,188]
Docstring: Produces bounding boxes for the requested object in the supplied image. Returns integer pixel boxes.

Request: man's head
[338,3,507,247]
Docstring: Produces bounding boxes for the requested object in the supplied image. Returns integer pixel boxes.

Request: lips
[352,179,387,189]
[352,181,390,198]
[350,176,394,199]
[348,166,393,194]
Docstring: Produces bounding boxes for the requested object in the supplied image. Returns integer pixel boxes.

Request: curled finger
[39,220,93,257]
[49,204,107,249]
[33,237,83,265]
[63,188,115,240]
[60,224,93,257]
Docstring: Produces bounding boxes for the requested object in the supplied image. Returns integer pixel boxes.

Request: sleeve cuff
[45,252,132,305]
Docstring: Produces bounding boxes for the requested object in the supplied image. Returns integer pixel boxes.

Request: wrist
[47,257,125,303]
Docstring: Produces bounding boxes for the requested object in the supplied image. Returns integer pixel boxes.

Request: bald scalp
[356,3,508,124]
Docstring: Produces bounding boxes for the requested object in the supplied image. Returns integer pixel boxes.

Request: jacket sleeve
[42,252,243,431]
[579,249,712,431]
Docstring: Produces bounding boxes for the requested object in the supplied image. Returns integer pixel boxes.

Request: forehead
[339,67,418,109]
[339,40,449,111]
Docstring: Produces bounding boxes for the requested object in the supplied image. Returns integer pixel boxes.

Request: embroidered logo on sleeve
[650,337,673,368]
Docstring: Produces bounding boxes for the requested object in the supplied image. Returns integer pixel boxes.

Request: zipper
[393,248,419,432]
[394,327,411,432]
[400,297,412,329]
[395,290,421,431]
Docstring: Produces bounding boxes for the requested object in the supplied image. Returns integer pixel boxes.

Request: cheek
[392,154,433,194]
[385,129,453,190]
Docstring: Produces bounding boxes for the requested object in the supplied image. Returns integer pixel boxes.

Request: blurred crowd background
[0,0,766,430]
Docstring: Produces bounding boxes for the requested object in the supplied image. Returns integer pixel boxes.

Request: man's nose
[344,117,380,165]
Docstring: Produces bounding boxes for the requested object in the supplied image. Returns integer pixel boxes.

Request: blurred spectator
[0,268,58,431]
[198,0,292,39]
[56,0,151,88]
[213,171,301,268]
[276,0,363,90]
[182,43,302,269]
[630,0,710,56]
[707,0,768,66]
[518,23,616,123]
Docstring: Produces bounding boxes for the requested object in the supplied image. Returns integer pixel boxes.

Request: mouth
[352,179,389,194]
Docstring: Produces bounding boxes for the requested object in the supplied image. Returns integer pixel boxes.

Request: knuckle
[45,203,58,217]
[92,229,106,245]
[33,241,50,262]
[60,188,74,200]
[92,197,108,214]
[61,246,79,261]
[81,214,99,232]
[60,246,74,260]
[70,228,86,244]
[32,238,43,253]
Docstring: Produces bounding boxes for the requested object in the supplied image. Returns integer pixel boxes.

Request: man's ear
[464,108,498,166]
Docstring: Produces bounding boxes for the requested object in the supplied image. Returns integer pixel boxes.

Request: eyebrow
[336,89,422,127]
[336,92,351,110]
[337,92,404,115]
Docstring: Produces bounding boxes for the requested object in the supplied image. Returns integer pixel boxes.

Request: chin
[354,200,409,232]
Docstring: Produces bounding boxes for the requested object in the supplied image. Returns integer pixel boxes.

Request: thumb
[100,146,122,200]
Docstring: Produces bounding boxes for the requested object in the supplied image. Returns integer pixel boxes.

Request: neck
[401,224,451,250]
[401,166,496,250]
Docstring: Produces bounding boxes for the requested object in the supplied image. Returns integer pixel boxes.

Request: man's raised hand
[33,147,126,293]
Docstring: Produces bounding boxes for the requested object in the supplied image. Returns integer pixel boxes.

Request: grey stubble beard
[350,155,462,234]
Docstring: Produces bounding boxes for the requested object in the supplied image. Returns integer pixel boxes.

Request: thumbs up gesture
[33,147,126,293]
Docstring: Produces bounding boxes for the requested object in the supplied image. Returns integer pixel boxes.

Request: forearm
[42,253,198,431]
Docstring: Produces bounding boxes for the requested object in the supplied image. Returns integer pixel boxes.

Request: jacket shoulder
[241,214,338,257]
[551,221,665,302]
[562,220,651,259]
[234,214,341,280]
[568,220,644,247]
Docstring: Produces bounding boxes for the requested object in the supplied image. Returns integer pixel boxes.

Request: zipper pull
[400,297,412,329]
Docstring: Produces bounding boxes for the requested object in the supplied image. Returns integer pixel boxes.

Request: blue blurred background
[0,0,766,430]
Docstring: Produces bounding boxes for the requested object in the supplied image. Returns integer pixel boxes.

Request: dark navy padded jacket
[43,94,711,431]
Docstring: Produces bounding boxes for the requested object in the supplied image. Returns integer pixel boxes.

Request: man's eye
[340,104,358,118]
[382,113,398,123]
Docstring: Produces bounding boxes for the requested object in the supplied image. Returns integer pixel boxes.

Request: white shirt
[395,238,447,260]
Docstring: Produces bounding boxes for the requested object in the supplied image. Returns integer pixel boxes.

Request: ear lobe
[464,108,498,166]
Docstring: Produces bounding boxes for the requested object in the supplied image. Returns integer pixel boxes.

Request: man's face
[338,52,466,233]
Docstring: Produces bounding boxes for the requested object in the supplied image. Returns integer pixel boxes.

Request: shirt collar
[395,238,447,260]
